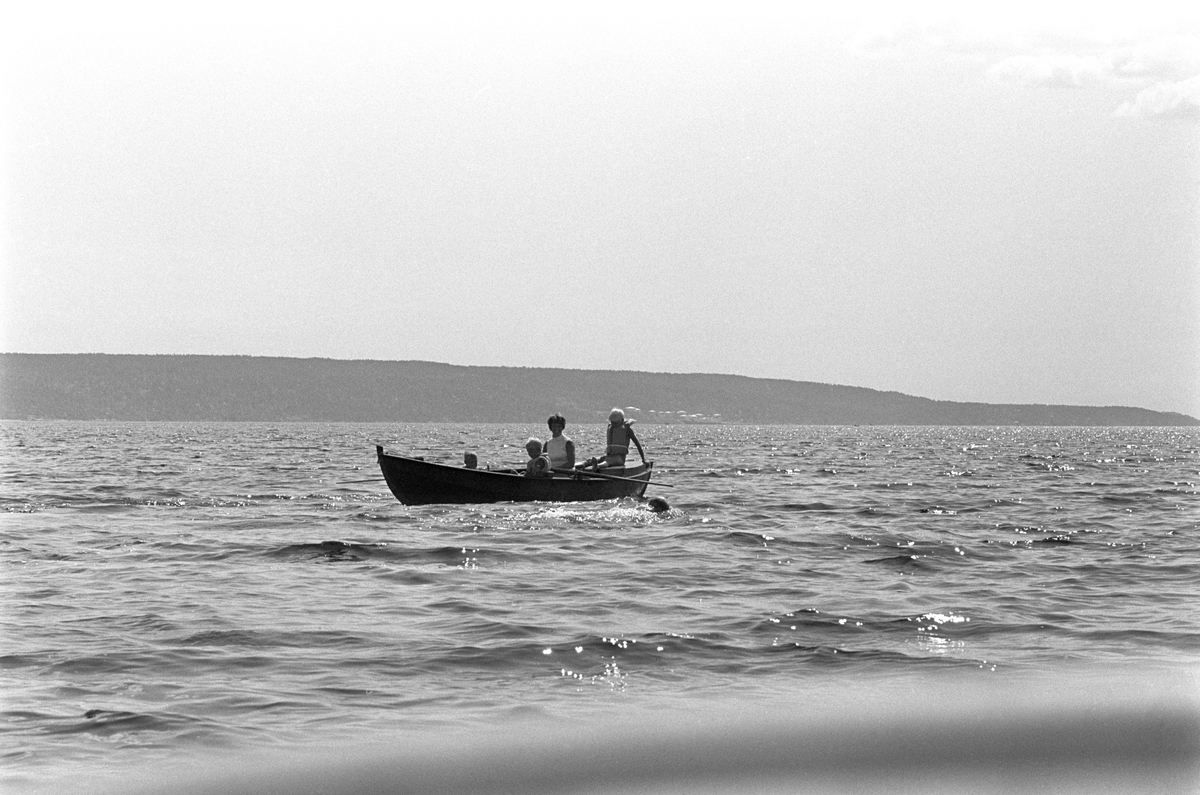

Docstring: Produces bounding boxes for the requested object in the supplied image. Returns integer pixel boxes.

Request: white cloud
[848,6,1200,121]
[982,36,1200,91]
[986,54,1107,86]
[1107,35,1200,79]
[1113,75,1200,120]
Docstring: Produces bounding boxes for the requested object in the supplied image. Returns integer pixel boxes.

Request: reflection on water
[1,422,1197,793]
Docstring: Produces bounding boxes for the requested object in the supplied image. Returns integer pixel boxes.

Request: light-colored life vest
[526,454,552,477]
[606,423,631,459]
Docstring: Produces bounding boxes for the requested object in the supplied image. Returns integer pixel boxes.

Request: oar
[552,468,675,488]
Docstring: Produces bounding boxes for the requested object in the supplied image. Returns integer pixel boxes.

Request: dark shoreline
[2,353,1196,426]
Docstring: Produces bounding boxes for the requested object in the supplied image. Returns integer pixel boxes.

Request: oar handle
[551,467,673,487]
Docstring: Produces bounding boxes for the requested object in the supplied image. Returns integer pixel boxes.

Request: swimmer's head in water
[647,497,670,513]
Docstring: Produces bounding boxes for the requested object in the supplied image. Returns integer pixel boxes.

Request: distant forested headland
[1,354,1195,425]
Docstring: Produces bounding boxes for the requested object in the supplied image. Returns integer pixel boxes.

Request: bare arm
[628,427,647,464]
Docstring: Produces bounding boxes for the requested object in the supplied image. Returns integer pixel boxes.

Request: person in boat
[524,438,552,477]
[581,408,644,471]
[545,413,575,470]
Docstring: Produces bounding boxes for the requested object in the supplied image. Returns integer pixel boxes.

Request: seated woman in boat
[581,408,644,471]
[524,438,552,477]
[545,413,575,470]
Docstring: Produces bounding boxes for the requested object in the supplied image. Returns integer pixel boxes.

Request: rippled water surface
[2,422,1198,791]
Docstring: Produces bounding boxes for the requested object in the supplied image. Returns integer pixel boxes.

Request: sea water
[2,422,1198,793]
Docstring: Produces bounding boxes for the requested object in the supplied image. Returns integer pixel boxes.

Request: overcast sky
[4,2,1198,416]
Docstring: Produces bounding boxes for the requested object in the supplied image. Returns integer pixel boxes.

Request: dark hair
[547,413,566,429]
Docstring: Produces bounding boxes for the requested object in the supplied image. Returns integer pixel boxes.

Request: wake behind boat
[376,445,653,505]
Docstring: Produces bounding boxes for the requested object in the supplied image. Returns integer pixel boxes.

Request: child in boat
[545,414,575,470]
[524,438,552,477]
[581,408,643,471]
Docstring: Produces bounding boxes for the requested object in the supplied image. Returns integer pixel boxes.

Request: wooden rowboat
[376,445,653,505]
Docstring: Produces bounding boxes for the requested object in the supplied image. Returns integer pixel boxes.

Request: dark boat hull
[376,447,653,505]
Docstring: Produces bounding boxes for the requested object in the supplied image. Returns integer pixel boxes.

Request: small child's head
[647,497,671,514]
[525,438,543,458]
[608,408,625,425]
[463,452,478,468]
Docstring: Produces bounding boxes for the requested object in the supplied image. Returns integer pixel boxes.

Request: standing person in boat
[545,413,575,471]
[582,408,645,471]
[524,438,552,477]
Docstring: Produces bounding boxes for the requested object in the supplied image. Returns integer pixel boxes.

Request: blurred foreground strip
[112,678,1199,795]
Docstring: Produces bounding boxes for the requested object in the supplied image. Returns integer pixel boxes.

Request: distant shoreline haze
[0,353,1196,425]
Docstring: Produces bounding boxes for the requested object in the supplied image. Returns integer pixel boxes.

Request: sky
[3,1,1199,416]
